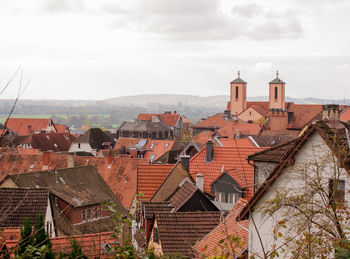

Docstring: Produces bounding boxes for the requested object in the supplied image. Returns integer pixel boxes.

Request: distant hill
[104,94,350,107]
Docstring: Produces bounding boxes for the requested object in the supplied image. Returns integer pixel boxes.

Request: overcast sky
[0,0,349,100]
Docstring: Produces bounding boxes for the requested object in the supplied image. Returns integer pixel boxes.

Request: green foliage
[336,240,350,259]
[34,213,55,259]
[17,217,34,256]
[67,238,87,259]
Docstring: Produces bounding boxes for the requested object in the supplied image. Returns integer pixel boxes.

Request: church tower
[269,71,285,110]
[230,71,247,115]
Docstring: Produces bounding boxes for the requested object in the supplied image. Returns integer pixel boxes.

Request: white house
[238,120,350,258]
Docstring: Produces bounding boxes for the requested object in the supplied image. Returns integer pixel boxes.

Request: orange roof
[217,138,255,148]
[51,232,116,258]
[137,112,180,127]
[55,124,68,133]
[0,152,147,210]
[192,199,248,257]
[192,114,231,129]
[137,164,175,201]
[115,137,175,162]
[189,145,265,200]
[340,106,350,121]
[216,122,262,138]
[5,118,55,135]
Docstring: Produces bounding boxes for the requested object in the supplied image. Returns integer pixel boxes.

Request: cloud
[253,62,273,72]
[337,64,349,70]
[232,3,263,17]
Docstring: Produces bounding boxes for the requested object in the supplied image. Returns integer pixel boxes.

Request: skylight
[150,154,156,162]
[150,143,155,150]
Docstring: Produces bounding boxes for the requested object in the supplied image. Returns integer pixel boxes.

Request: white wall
[249,133,350,257]
[68,142,95,155]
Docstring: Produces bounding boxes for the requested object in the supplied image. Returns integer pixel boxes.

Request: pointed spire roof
[230,70,247,84]
[269,70,285,84]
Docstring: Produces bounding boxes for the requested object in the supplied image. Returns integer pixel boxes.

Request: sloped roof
[192,114,232,129]
[153,150,182,164]
[77,128,115,149]
[239,120,350,220]
[51,232,116,259]
[189,146,265,200]
[247,134,297,147]
[0,188,50,227]
[54,124,69,133]
[192,198,248,257]
[137,112,180,127]
[0,152,147,210]
[155,211,222,257]
[192,131,215,150]
[5,118,54,135]
[340,106,350,121]
[231,77,247,84]
[269,77,285,84]
[137,164,175,201]
[247,138,300,162]
[118,121,170,132]
[141,201,175,219]
[167,179,198,209]
[13,133,76,152]
[216,123,262,138]
[8,166,121,209]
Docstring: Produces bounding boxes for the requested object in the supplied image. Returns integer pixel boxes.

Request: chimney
[107,154,113,165]
[322,104,340,120]
[43,151,51,167]
[67,154,74,168]
[196,173,204,192]
[206,140,214,163]
[27,125,32,134]
[180,155,190,172]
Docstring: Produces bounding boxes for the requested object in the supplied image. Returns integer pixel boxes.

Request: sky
[0,0,349,100]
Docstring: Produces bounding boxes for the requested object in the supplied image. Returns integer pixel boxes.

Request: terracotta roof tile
[0,188,50,227]
[167,179,197,209]
[54,124,69,133]
[50,232,116,259]
[137,164,175,201]
[189,146,265,200]
[137,113,180,127]
[340,106,350,121]
[192,114,232,129]
[216,122,262,138]
[5,118,55,135]
[192,199,248,257]
[155,211,222,257]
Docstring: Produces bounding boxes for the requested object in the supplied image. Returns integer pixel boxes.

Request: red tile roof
[137,113,180,127]
[340,106,350,121]
[51,232,116,258]
[55,124,69,133]
[190,145,265,200]
[115,138,175,162]
[0,152,147,210]
[216,122,262,138]
[137,164,175,201]
[5,118,55,135]
[192,199,248,258]
[192,114,232,129]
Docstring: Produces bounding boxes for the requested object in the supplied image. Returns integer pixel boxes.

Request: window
[154,227,159,243]
[78,143,81,148]
[165,131,168,138]
[228,193,235,204]
[142,132,148,138]
[150,154,156,162]
[164,143,169,148]
[235,86,239,99]
[152,132,156,139]
[274,87,278,99]
[215,192,226,203]
[81,210,87,221]
[150,143,155,150]
[159,132,163,139]
[329,179,345,204]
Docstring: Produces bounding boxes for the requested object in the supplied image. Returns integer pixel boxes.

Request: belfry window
[274,87,278,100]
[235,87,239,99]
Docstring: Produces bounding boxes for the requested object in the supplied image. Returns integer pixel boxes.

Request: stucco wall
[249,133,350,257]
[254,161,278,193]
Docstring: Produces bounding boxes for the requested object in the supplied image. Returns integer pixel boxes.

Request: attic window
[54,143,58,148]
[46,135,50,140]
[164,143,169,148]
[29,164,34,169]
[150,143,155,150]
[150,154,156,162]
[64,135,69,140]
[154,227,159,243]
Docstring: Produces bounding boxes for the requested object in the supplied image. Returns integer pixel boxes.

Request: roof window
[164,143,169,148]
[150,154,156,162]
[150,143,155,150]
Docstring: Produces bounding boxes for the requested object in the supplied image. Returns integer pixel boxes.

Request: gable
[238,106,265,122]
[211,172,243,194]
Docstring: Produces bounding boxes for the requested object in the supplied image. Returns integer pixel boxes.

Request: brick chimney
[179,154,190,172]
